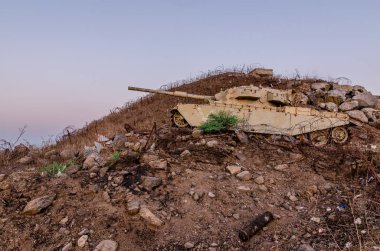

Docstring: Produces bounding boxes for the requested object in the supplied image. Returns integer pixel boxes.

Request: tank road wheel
[331,127,349,144]
[171,111,189,128]
[309,129,330,147]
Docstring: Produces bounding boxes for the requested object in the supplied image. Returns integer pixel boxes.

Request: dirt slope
[0,71,380,251]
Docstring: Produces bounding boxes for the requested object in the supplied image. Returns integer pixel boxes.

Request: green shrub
[199,111,239,133]
[110,151,121,161]
[40,162,67,175]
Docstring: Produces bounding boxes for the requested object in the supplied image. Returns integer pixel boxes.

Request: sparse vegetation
[199,111,239,133]
[110,151,121,161]
[40,162,67,175]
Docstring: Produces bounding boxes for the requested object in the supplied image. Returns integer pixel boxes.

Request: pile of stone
[307,82,380,125]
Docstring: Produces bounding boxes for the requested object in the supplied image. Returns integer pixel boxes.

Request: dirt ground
[0,125,379,251]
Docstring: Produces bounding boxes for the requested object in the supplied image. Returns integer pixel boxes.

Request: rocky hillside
[0,69,380,251]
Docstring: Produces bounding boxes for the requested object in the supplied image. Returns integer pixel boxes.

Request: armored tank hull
[128,84,351,146]
[172,102,350,146]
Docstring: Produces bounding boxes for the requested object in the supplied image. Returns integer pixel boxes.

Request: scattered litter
[238,211,274,242]
[337,202,346,211]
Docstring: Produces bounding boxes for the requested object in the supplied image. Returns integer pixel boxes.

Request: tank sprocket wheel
[331,126,349,144]
[171,110,189,128]
[309,129,330,147]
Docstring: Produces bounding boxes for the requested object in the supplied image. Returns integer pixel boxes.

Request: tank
[128,85,351,146]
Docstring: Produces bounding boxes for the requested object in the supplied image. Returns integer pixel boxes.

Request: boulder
[83,153,101,169]
[12,144,29,157]
[139,207,163,228]
[361,108,376,121]
[339,100,359,111]
[235,130,249,144]
[93,240,118,251]
[326,90,347,105]
[332,84,353,93]
[347,110,368,123]
[113,134,127,149]
[353,85,367,92]
[17,156,33,165]
[293,92,309,105]
[324,102,338,112]
[22,194,56,215]
[374,99,380,110]
[249,68,273,78]
[311,82,330,91]
[60,149,77,160]
[352,92,378,107]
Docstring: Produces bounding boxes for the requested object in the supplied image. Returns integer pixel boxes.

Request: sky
[1,0,379,145]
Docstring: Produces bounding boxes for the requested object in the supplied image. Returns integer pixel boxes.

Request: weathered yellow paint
[128,85,350,136]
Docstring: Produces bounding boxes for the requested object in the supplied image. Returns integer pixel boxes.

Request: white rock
[287,192,298,202]
[324,102,338,112]
[353,92,378,107]
[139,207,163,228]
[77,235,88,247]
[339,100,359,111]
[180,150,191,157]
[311,82,330,91]
[226,165,242,175]
[206,140,218,147]
[236,171,251,181]
[127,201,140,215]
[184,242,194,249]
[59,216,69,225]
[93,240,118,251]
[274,164,288,171]
[310,217,321,223]
[83,153,101,169]
[62,242,73,251]
[347,110,369,123]
[237,186,251,192]
[208,192,216,198]
[254,175,265,184]
[258,185,268,192]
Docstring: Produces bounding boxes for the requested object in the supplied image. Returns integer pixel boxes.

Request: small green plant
[110,151,121,161]
[199,111,239,133]
[40,162,67,175]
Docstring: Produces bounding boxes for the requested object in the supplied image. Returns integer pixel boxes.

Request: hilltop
[0,69,379,251]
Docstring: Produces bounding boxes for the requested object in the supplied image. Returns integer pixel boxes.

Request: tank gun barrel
[128,86,215,100]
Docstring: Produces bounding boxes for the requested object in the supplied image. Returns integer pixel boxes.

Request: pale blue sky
[1,1,379,144]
